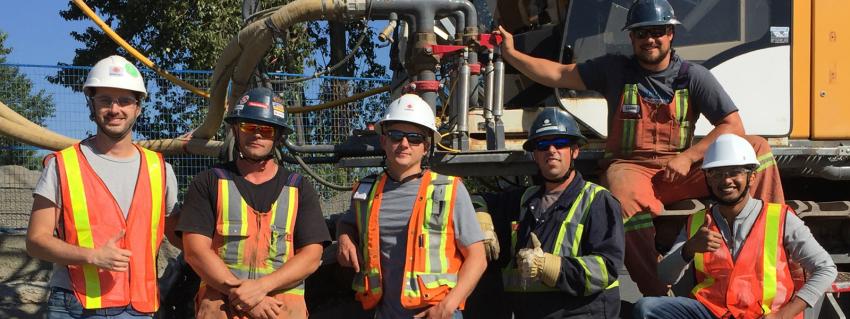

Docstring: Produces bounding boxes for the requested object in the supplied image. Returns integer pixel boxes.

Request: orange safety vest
[210,168,306,304]
[605,62,695,160]
[688,203,799,319]
[351,171,464,310]
[55,143,165,312]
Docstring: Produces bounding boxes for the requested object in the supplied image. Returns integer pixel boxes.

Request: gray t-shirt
[341,175,484,318]
[658,198,837,307]
[32,140,178,291]
[577,52,738,125]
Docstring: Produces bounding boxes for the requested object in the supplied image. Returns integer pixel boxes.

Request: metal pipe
[457,52,471,139]
[368,0,477,31]
[484,53,495,121]
[820,165,850,181]
[493,56,505,118]
[284,139,382,156]
[418,69,439,111]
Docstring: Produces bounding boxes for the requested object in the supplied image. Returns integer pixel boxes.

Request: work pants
[601,135,784,296]
[633,297,717,319]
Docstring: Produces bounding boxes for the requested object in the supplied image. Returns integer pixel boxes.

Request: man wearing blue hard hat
[498,0,785,297]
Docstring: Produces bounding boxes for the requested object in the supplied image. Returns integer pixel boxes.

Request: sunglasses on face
[632,27,671,39]
[239,122,276,139]
[92,95,138,108]
[534,138,573,151]
[705,167,752,179]
[385,130,426,145]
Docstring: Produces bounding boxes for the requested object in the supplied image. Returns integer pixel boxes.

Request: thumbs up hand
[88,230,132,272]
[683,213,724,260]
[516,233,562,287]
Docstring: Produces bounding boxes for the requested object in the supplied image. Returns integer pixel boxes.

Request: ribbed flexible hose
[0,101,222,156]
[195,0,344,139]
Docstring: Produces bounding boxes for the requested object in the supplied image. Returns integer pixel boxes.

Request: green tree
[52,0,386,141]
[0,31,57,170]
[52,1,390,205]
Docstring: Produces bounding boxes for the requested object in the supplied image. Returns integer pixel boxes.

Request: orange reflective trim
[60,147,102,308]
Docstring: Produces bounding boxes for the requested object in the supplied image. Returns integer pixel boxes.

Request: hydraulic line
[293,154,352,190]
[286,85,390,113]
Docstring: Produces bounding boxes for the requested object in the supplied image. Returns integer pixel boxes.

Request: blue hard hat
[622,0,681,31]
[225,87,294,135]
[523,107,587,151]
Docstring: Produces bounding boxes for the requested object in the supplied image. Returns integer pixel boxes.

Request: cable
[72,0,210,99]
[280,20,373,84]
[437,132,462,153]
[293,154,352,190]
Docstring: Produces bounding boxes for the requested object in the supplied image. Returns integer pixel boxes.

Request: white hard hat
[83,55,147,99]
[375,94,441,144]
[702,134,759,170]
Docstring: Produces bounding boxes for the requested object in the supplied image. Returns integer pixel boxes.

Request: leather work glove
[517,233,561,288]
[476,211,500,261]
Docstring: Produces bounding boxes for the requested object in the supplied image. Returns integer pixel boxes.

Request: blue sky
[0,2,86,65]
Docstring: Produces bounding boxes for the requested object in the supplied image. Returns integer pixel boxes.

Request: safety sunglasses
[632,26,671,39]
[534,137,573,151]
[239,122,276,139]
[385,130,426,145]
[705,167,752,179]
[92,95,138,108]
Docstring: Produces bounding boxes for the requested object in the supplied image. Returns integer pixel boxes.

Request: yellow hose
[0,100,223,156]
[286,85,390,113]
[71,0,209,99]
[437,132,462,153]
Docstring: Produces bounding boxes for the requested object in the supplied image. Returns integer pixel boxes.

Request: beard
[636,44,671,66]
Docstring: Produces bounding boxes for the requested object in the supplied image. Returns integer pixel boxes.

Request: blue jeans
[46,287,153,319]
[633,296,717,319]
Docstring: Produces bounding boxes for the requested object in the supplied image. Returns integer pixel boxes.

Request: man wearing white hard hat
[26,55,178,318]
[336,94,486,318]
[633,134,836,319]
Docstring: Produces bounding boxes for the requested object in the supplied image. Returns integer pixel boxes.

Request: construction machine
[0,0,847,317]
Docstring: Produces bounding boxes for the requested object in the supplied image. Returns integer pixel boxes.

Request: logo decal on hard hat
[109,66,123,76]
[405,103,414,110]
[124,63,140,78]
[543,118,551,125]
[273,102,285,119]
[536,126,559,133]
[239,95,250,105]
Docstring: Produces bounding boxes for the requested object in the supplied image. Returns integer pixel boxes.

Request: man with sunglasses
[634,134,835,319]
[478,108,624,318]
[178,87,330,319]
[498,0,785,296]
[27,55,179,318]
[336,94,486,318]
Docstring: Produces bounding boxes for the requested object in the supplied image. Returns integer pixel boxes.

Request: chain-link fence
[0,63,391,230]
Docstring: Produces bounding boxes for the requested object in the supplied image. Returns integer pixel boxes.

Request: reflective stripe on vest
[56,143,164,312]
[214,170,303,295]
[352,171,463,310]
[689,203,797,318]
[503,182,619,294]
